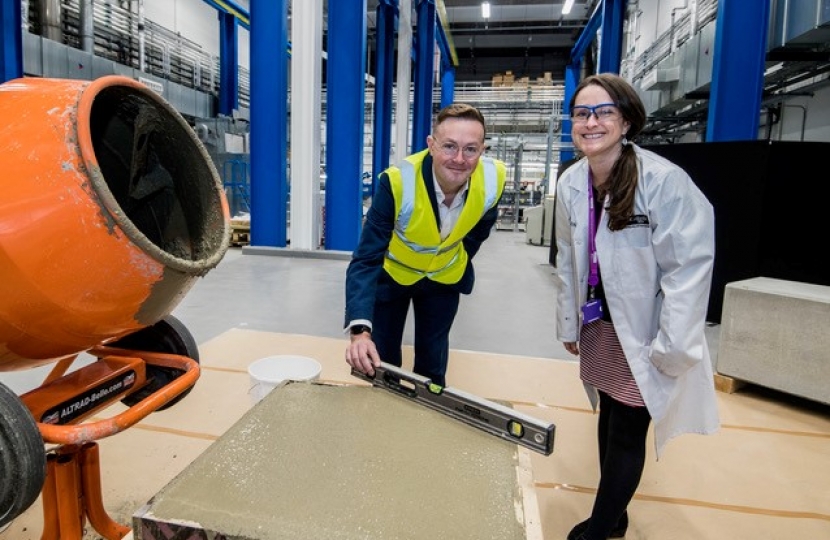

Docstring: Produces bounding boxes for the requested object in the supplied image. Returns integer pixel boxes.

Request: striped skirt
[579,319,645,407]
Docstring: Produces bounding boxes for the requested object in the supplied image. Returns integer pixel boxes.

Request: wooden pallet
[714,372,747,394]
[229,227,250,247]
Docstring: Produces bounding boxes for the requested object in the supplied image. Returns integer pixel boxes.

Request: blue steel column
[706,0,770,141]
[412,0,436,153]
[372,0,397,189]
[249,0,289,247]
[0,0,23,82]
[218,11,239,116]
[598,0,624,74]
[440,62,455,108]
[560,3,601,164]
[325,0,367,251]
[435,22,456,108]
[559,63,580,164]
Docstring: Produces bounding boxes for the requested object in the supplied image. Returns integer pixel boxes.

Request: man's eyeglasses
[437,141,482,159]
[570,103,620,123]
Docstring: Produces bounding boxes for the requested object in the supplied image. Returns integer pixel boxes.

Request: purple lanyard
[587,171,599,289]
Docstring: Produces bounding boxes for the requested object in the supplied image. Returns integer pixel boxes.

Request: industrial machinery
[0,75,230,538]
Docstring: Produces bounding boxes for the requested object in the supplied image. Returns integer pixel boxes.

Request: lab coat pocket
[610,244,658,299]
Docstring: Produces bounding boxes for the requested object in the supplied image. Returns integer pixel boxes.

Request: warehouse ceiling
[363,0,599,82]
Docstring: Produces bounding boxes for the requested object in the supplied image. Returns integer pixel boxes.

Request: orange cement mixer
[0,75,230,538]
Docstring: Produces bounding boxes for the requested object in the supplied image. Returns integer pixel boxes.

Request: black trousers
[371,277,460,387]
[584,390,652,540]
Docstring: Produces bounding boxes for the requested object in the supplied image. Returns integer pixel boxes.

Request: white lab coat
[554,145,720,458]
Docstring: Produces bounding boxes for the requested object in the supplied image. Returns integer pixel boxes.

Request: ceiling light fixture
[562,0,574,15]
[482,2,491,19]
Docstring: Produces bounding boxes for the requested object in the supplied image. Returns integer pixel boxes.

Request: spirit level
[351,363,555,455]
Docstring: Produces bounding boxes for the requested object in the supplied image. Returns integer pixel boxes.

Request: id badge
[581,298,604,325]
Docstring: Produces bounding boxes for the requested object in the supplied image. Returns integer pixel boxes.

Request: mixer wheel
[0,381,46,528]
[113,315,200,411]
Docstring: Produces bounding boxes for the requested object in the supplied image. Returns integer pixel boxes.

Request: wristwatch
[350,324,372,336]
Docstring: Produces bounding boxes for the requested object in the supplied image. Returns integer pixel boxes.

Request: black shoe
[567,513,628,539]
[566,520,589,540]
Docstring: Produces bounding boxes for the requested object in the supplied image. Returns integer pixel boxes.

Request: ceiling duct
[769,0,830,51]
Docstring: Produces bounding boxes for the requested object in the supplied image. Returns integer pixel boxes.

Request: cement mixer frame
[0,75,230,538]
[3,315,200,540]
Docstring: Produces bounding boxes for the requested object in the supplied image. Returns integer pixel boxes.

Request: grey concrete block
[717,277,830,404]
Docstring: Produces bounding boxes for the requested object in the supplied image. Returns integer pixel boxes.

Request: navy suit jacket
[344,153,501,327]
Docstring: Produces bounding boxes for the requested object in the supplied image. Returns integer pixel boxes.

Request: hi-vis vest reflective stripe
[383,149,506,285]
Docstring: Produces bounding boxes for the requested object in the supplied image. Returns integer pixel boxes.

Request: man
[344,103,506,387]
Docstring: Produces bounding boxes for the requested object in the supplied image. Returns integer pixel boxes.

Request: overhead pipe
[670,1,689,52]
[761,105,778,140]
[138,0,146,72]
[690,0,699,36]
[80,0,94,53]
[39,0,62,42]
[21,0,29,32]
[633,5,643,56]
[780,104,807,142]
[624,0,642,57]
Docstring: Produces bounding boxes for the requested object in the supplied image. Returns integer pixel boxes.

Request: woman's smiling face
[571,84,630,161]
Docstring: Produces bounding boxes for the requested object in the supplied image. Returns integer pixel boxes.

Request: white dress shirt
[433,172,469,240]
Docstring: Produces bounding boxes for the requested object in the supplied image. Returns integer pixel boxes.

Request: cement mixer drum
[0,75,230,370]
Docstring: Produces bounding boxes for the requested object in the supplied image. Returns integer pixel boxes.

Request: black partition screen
[643,140,830,322]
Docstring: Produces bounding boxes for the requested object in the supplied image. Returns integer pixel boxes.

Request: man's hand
[345,332,381,377]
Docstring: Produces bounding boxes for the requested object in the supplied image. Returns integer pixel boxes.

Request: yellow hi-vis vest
[383,149,506,285]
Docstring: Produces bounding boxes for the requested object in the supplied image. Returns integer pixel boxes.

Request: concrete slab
[133,381,542,540]
[717,277,830,404]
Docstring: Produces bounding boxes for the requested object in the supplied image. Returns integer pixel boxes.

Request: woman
[554,73,720,540]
